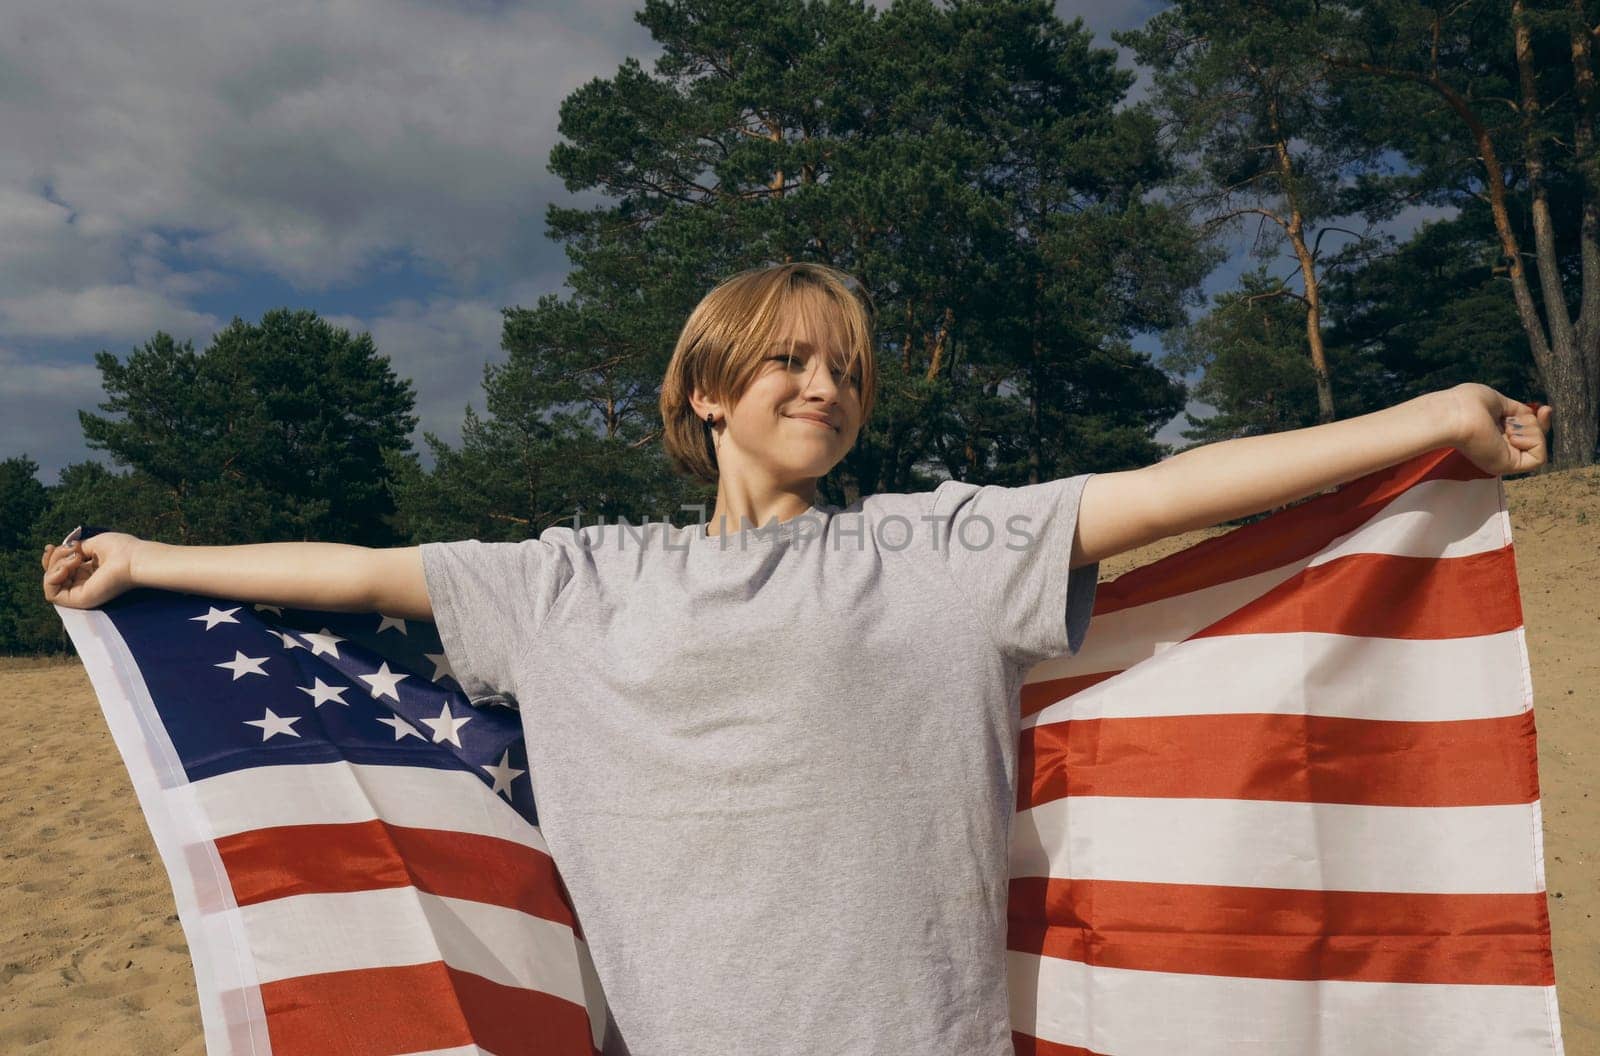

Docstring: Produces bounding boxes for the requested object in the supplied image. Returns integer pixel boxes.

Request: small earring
[705,412,715,426]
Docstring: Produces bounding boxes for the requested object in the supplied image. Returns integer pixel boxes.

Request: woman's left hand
[1447,382,1553,477]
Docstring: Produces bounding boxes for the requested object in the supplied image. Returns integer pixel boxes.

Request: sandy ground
[2,465,1597,1054]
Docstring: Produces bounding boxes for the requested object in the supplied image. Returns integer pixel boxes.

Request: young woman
[42,262,1552,1055]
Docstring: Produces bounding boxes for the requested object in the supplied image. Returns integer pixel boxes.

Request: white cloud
[0,295,522,481]
[0,285,220,341]
[323,294,514,462]
[0,0,652,298]
[0,0,650,474]
[0,347,106,480]
[0,346,102,393]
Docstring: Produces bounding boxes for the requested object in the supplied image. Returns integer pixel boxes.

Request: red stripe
[1093,447,1487,614]
[1021,547,1524,719]
[1021,670,1110,719]
[1007,877,1556,986]
[216,819,579,931]
[1019,710,1540,809]
[260,961,598,1055]
[1195,548,1523,640]
[1012,1034,1103,1056]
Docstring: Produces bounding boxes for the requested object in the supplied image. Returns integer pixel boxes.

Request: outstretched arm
[44,532,433,621]
[1069,383,1553,570]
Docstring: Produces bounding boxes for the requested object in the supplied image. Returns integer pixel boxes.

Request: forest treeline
[5,0,1596,654]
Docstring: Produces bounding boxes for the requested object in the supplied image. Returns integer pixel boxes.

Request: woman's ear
[689,386,722,423]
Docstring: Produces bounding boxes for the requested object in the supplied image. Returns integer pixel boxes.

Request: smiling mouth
[787,416,838,432]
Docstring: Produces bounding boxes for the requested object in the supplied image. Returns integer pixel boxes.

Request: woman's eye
[767,353,858,386]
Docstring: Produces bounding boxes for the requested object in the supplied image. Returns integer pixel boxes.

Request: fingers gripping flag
[54,446,1563,1055]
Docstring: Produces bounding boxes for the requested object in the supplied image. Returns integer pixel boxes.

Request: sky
[1,0,1442,487]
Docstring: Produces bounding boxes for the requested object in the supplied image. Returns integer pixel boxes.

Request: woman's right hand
[41,531,143,610]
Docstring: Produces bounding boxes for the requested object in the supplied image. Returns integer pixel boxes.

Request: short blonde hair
[660,262,878,485]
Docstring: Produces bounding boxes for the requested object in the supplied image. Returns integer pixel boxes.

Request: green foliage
[1114,0,1411,427]
[0,456,48,552]
[0,458,179,654]
[3,310,423,654]
[1167,269,1335,442]
[77,310,419,546]
[1168,207,1546,444]
[1322,208,1545,410]
[512,0,1207,510]
[0,456,54,653]
[1113,0,1435,235]
[1113,0,1588,447]
[1300,0,1593,459]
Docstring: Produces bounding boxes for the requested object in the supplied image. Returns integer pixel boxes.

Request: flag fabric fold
[54,445,1563,1054]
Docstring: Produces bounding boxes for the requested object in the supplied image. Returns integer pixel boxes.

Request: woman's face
[711,302,864,489]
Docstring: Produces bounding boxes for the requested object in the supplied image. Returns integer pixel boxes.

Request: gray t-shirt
[420,474,1099,1056]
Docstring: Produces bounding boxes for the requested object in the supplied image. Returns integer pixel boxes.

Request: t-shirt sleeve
[929,473,1100,668]
[418,536,574,708]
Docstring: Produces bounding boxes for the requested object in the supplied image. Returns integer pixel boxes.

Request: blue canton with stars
[95,569,538,827]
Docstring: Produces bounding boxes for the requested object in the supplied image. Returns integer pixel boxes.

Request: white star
[297,677,351,707]
[265,628,307,650]
[215,651,270,680]
[243,707,301,740]
[376,714,424,741]
[481,749,525,800]
[424,651,455,685]
[299,627,346,659]
[360,662,410,703]
[190,606,241,630]
[377,614,409,635]
[420,702,472,747]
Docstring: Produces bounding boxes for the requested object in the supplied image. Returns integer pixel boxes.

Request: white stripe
[1024,630,1530,726]
[181,761,550,854]
[1008,950,1563,1056]
[1029,476,1504,681]
[1011,796,1544,894]
[235,888,590,1007]
[57,606,274,1056]
[1307,475,1504,566]
[1036,561,1299,678]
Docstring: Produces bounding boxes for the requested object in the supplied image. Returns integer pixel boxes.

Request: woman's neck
[705,486,820,537]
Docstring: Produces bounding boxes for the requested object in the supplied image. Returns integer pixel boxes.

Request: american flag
[56,444,1562,1055]
[55,547,608,1054]
[1008,446,1564,1055]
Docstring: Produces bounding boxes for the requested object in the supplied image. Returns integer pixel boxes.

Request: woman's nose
[801,360,841,400]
